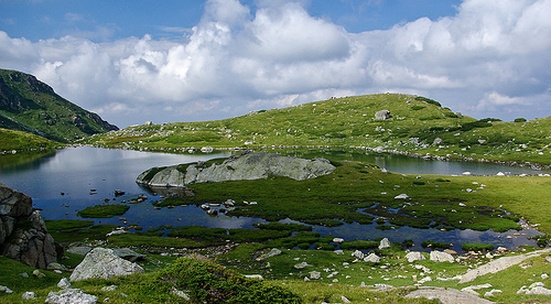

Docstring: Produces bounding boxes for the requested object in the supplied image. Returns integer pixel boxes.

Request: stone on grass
[57,277,71,289]
[0,285,13,294]
[378,237,391,249]
[352,250,365,260]
[405,251,426,263]
[430,250,455,263]
[69,247,144,282]
[364,253,381,263]
[294,261,309,269]
[21,291,36,300]
[45,288,97,304]
[256,248,282,261]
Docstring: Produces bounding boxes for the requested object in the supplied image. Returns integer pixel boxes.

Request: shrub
[514,118,527,123]
[158,257,302,303]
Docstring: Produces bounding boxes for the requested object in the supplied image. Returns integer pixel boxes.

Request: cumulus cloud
[0,0,550,126]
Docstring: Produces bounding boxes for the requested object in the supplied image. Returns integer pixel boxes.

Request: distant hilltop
[0,68,118,143]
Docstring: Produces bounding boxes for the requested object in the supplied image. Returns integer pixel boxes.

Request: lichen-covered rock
[405,251,426,263]
[430,250,455,263]
[375,109,392,120]
[69,247,144,282]
[45,288,97,304]
[137,152,336,187]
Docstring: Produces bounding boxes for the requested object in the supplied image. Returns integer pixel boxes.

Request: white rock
[430,250,455,263]
[352,250,365,260]
[294,261,309,269]
[57,277,72,289]
[364,253,381,263]
[45,288,97,304]
[394,193,409,200]
[378,237,391,249]
[21,291,36,300]
[332,237,344,244]
[70,248,144,282]
[0,285,13,294]
[405,251,426,263]
[309,271,321,280]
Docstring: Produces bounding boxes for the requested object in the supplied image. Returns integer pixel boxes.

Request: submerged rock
[137,152,336,187]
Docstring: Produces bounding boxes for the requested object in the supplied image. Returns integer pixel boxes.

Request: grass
[84,93,551,167]
[76,204,130,218]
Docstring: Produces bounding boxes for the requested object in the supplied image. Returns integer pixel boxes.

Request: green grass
[0,128,59,153]
[84,93,551,167]
[45,219,117,243]
[76,204,130,218]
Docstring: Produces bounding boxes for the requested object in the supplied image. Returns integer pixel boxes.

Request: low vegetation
[76,204,130,218]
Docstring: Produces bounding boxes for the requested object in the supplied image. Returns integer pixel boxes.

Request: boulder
[375,109,392,120]
[405,251,426,263]
[0,184,58,269]
[378,238,391,249]
[352,250,365,260]
[256,248,282,261]
[45,288,97,304]
[113,247,146,262]
[430,250,455,263]
[364,253,381,263]
[137,152,336,187]
[69,248,144,282]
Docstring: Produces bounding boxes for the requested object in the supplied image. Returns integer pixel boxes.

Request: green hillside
[0,68,118,143]
[0,128,58,153]
[87,93,551,167]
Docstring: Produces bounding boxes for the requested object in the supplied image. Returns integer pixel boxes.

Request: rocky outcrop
[137,152,336,187]
[0,183,57,269]
[374,109,392,120]
[69,247,144,282]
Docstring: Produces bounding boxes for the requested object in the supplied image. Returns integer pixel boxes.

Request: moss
[76,204,130,218]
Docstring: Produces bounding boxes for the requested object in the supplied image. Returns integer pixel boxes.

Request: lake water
[0,147,545,252]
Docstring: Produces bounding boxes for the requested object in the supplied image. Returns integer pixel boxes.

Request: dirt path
[459,248,551,283]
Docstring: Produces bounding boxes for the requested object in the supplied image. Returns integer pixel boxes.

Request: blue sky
[1,0,550,127]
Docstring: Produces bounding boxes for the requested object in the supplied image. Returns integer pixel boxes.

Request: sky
[1,0,550,128]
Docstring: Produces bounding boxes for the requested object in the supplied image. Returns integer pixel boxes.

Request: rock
[294,261,309,270]
[66,246,92,256]
[394,193,409,200]
[334,250,344,255]
[137,152,336,187]
[171,287,191,301]
[405,251,426,263]
[69,248,144,282]
[101,285,118,292]
[0,184,57,269]
[57,277,72,289]
[407,287,495,304]
[45,288,97,304]
[0,285,13,294]
[352,250,365,260]
[341,295,352,303]
[256,248,282,261]
[484,289,502,297]
[332,237,344,244]
[378,238,391,249]
[375,109,392,120]
[48,262,68,271]
[106,228,127,237]
[21,291,36,300]
[32,269,46,278]
[309,271,321,280]
[113,248,146,262]
[444,249,458,255]
[244,274,263,280]
[364,253,380,263]
[430,250,455,263]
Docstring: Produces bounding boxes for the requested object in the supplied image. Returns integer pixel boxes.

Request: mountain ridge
[0,68,118,143]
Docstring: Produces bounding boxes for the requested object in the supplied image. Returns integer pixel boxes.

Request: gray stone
[69,248,144,282]
[0,285,13,294]
[45,288,97,304]
[294,261,309,269]
[309,271,321,280]
[21,291,36,300]
[378,237,391,249]
[66,246,92,256]
[364,253,381,263]
[101,285,118,292]
[137,152,336,187]
[113,248,146,262]
[256,248,282,261]
[405,251,426,263]
[375,109,392,120]
[352,250,365,260]
[57,277,71,289]
[430,250,455,263]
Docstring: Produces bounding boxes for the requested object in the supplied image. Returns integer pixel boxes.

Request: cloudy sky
[1,0,550,127]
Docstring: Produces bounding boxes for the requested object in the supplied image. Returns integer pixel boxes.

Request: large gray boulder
[137,152,336,187]
[45,288,97,304]
[0,183,57,269]
[69,247,144,282]
[374,109,392,120]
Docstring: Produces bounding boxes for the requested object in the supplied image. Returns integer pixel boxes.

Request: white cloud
[1,0,550,127]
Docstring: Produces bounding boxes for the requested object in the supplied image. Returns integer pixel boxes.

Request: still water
[0,147,545,252]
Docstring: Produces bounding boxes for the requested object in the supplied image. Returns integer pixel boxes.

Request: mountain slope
[0,68,118,142]
[87,93,551,167]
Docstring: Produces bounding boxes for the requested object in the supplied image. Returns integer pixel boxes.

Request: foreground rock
[407,286,495,304]
[0,183,57,269]
[69,247,144,282]
[137,152,336,187]
[45,288,97,304]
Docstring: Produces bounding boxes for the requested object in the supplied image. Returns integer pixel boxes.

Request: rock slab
[70,247,144,282]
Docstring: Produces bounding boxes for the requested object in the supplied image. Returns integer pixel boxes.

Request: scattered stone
[32,269,46,278]
[113,248,146,262]
[67,246,93,256]
[21,291,36,300]
[407,287,495,304]
[484,289,502,298]
[106,228,127,237]
[0,285,13,294]
[334,250,344,255]
[309,271,321,280]
[371,283,395,291]
[394,193,409,200]
[430,250,455,263]
[45,288,97,304]
[378,238,391,249]
[244,274,263,280]
[48,262,68,271]
[374,109,392,120]
[294,261,309,270]
[417,276,432,284]
[256,248,282,261]
[405,251,425,263]
[461,283,492,296]
[332,237,344,244]
[542,273,549,280]
[444,249,458,255]
[352,250,365,260]
[171,287,191,301]
[414,264,432,273]
[19,272,29,278]
[364,253,381,263]
[341,295,351,303]
[70,248,144,282]
[101,285,118,292]
[57,277,71,289]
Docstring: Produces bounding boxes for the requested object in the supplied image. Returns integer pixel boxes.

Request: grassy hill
[86,93,551,167]
[0,68,118,143]
[0,128,58,153]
